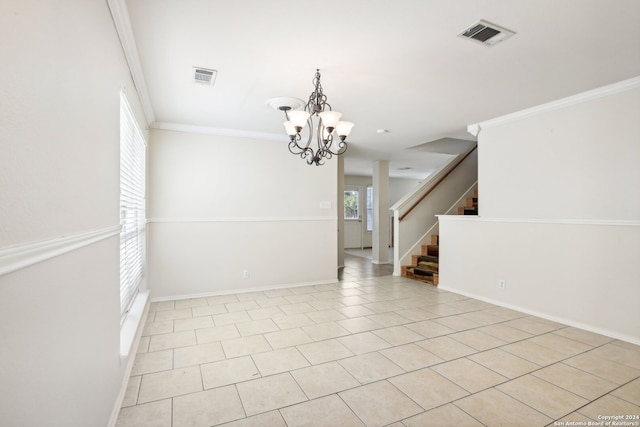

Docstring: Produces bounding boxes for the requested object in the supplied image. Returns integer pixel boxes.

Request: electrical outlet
[243,270,250,279]
[499,279,506,290]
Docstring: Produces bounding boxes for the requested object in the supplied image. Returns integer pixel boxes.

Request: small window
[366,186,373,231]
[344,189,360,220]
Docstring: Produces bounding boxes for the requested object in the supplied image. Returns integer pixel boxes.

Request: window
[366,186,373,231]
[120,92,146,322]
[344,189,359,219]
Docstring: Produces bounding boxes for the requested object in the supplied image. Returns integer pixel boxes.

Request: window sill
[120,290,149,357]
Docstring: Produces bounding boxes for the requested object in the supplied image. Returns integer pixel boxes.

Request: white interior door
[344,186,363,249]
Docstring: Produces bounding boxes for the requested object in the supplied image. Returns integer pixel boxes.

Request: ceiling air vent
[459,20,515,46]
[193,67,217,86]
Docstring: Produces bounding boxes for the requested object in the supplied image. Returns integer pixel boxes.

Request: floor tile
[194,324,240,344]
[217,411,286,427]
[137,366,203,404]
[173,341,225,368]
[236,373,307,416]
[454,388,552,426]
[174,298,208,309]
[496,374,588,419]
[563,353,640,384]
[380,343,443,371]
[149,301,175,312]
[252,347,310,376]
[280,302,316,315]
[372,325,425,346]
[501,340,567,366]
[339,352,405,384]
[236,291,267,302]
[405,319,457,338]
[366,312,411,327]
[235,318,279,336]
[528,333,593,356]
[154,308,193,322]
[246,306,283,321]
[504,317,562,335]
[389,368,469,410]
[612,378,640,406]
[148,330,196,352]
[459,310,503,326]
[302,321,350,340]
[206,295,239,305]
[281,395,365,426]
[291,361,359,399]
[432,358,508,393]
[307,299,345,310]
[201,356,260,389]
[173,316,214,332]
[226,300,261,313]
[115,399,172,427]
[338,331,392,355]
[477,323,533,342]
[191,304,227,317]
[578,394,640,421]
[533,362,618,400]
[403,403,483,427]
[263,288,295,298]
[587,343,640,370]
[432,315,481,331]
[142,320,174,337]
[305,309,348,323]
[263,328,313,349]
[337,317,384,333]
[137,336,150,354]
[364,299,405,312]
[552,327,615,347]
[336,305,377,318]
[468,348,540,379]
[131,350,173,376]
[394,308,438,321]
[448,329,507,351]
[417,335,477,361]
[482,306,527,321]
[297,339,354,365]
[221,335,272,358]
[121,376,142,407]
[213,311,251,326]
[172,386,245,427]
[339,380,422,426]
[255,296,288,308]
[272,313,315,330]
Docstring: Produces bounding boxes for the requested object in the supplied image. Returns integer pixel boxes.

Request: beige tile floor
[116,255,640,427]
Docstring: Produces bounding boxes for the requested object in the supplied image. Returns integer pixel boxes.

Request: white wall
[0,1,147,426]
[440,79,640,344]
[148,129,338,298]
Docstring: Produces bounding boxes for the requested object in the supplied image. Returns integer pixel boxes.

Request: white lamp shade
[336,121,354,137]
[288,110,310,129]
[319,111,342,129]
[283,121,297,136]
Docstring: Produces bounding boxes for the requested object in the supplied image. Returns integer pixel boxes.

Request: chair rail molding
[0,225,121,277]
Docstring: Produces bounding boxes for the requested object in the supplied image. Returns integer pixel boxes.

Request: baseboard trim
[0,225,121,277]
[149,279,339,302]
[438,283,640,346]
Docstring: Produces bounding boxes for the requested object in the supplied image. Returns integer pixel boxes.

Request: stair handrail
[398,144,478,222]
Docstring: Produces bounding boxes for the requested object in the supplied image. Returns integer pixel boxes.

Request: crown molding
[107,0,155,125]
[468,76,640,137]
[151,121,285,142]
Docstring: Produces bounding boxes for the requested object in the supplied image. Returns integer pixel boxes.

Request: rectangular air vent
[193,67,217,86]
[459,20,515,46]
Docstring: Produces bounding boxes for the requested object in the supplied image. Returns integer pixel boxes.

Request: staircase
[401,189,478,286]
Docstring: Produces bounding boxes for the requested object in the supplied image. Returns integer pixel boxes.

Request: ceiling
[125,0,640,179]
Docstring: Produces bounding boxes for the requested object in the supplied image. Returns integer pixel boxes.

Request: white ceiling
[125,0,640,179]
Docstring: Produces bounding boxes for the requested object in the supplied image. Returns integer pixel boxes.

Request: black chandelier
[268,69,354,166]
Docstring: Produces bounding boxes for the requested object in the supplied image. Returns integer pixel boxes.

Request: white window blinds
[120,92,146,321]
